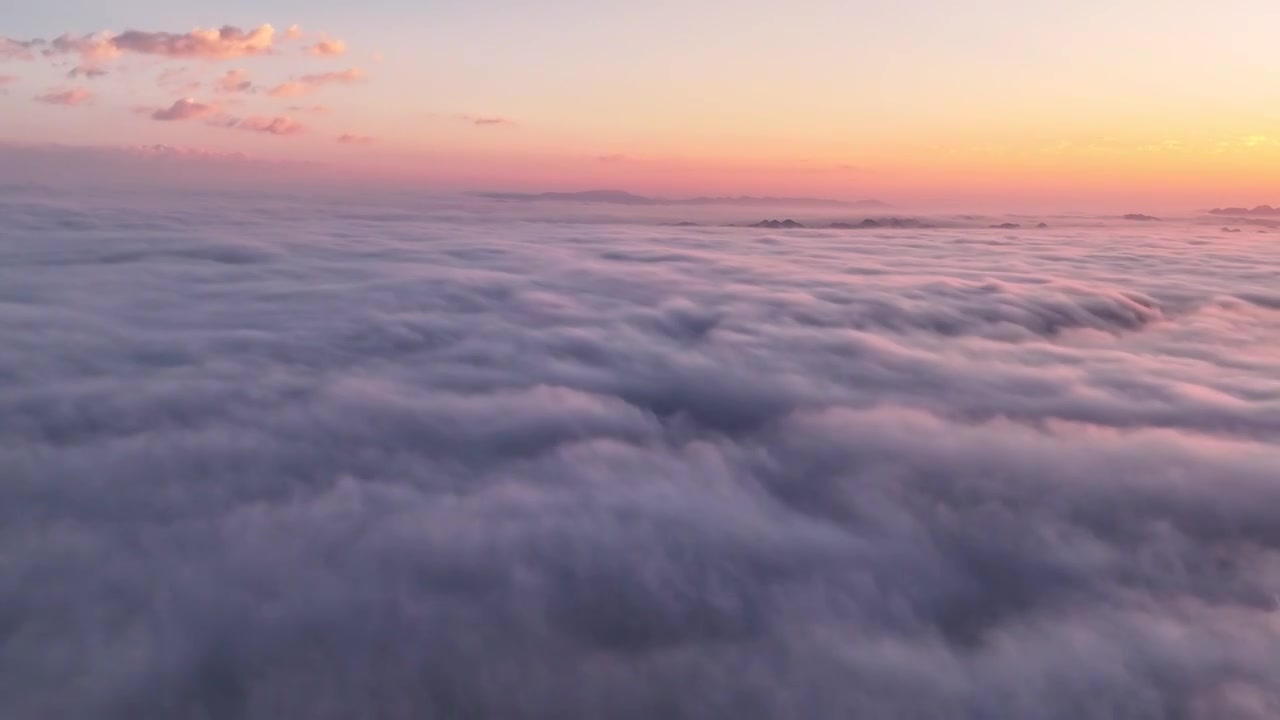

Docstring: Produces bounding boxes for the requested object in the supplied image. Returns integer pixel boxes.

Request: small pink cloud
[67,64,108,79]
[268,68,363,97]
[267,81,307,98]
[1,37,42,60]
[35,87,92,106]
[462,115,513,127]
[238,116,306,136]
[597,153,628,163]
[337,133,377,144]
[151,97,218,121]
[284,25,304,41]
[45,33,118,62]
[0,75,18,87]
[157,67,191,87]
[213,69,253,94]
[308,38,346,56]
[371,52,385,63]
[288,104,331,115]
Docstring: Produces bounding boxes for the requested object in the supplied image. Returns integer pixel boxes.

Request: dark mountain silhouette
[1209,205,1280,217]
[1123,214,1161,221]
[472,190,659,205]
[749,219,806,229]
[469,190,888,208]
[827,218,932,229]
[1036,222,1049,228]
[682,196,890,208]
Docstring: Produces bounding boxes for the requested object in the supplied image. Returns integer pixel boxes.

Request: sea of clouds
[2,186,1279,719]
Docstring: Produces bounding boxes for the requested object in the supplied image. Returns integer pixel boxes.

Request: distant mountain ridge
[469,189,889,208]
[1209,205,1280,217]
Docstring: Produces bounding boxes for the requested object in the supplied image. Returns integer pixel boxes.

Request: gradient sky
[3,0,1279,207]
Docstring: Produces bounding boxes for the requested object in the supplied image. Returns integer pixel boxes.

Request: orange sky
[3,1,1279,209]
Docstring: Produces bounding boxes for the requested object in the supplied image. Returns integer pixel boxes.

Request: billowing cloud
[237,115,306,135]
[308,38,347,56]
[284,24,304,41]
[337,133,377,144]
[151,97,219,122]
[34,87,91,106]
[214,69,253,94]
[0,195,1277,718]
[268,68,363,97]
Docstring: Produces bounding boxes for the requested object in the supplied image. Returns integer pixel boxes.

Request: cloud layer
[1,189,1278,718]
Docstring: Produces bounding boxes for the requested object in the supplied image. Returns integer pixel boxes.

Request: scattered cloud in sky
[39,25,279,61]
[0,74,17,87]
[284,24,304,42]
[1,37,41,60]
[0,188,1277,717]
[237,115,307,135]
[268,68,363,97]
[288,104,330,115]
[150,97,219,122]
[308,38,347,57]
[463,115,513,126]
[34,87,92,106]
[597,153,629,163]
[213,69,253,94]
[67,65,108,79]
[337,133,377,144]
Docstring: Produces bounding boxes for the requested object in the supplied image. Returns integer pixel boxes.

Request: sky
[3,1,1280,207]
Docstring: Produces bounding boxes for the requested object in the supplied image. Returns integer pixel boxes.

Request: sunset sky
[3,0,1279,207]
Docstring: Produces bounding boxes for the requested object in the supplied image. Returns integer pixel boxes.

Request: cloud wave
[0,191,1277,718]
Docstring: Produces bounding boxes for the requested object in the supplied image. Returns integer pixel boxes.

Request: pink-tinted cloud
[597,153,628,163]
[337,133,377,144]
[34,87,92,106]
[266,81,307,98]
[238,116,306,136]
[14,25,276,64]
[288,105,331,115]
[1,38,42,60]
[151,97,219,122]
[284,25,304,41]
[308,39,347,57]
[112,25,275,59]
[45,33,118,62]
[0,75,17,87]
[214,69,253,94]
[68,65,108,79]
[268,68,363,97]
[463,115,513,127]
